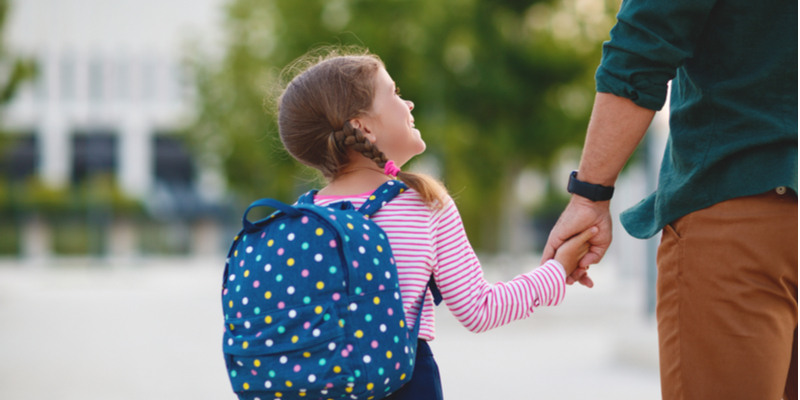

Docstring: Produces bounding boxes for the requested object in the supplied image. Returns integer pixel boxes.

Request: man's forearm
[577,92,657,187]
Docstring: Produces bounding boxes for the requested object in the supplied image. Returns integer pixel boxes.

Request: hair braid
[336,121,389,170]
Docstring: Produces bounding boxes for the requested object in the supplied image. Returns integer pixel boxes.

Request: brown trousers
[657,189,798,400]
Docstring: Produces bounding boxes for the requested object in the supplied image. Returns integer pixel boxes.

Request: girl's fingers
[575,226,599,243]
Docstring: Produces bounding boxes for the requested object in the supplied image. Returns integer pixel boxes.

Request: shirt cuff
[595,65,669,111]
[523,260,567,308]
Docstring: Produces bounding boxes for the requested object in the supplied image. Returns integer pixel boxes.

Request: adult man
[541,0,797,398]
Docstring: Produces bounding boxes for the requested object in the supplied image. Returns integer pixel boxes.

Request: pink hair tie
[384,160,401,177]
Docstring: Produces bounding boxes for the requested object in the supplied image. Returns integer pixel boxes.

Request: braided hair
[277,48,447,208]
[333,121,388,168]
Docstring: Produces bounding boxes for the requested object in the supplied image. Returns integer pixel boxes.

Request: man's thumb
[541,243,556,265]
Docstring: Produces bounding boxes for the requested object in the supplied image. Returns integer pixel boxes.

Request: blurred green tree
[0,0,39,254]
[184,0,617,251]
[0,0,38,163]
[0,0,36,104]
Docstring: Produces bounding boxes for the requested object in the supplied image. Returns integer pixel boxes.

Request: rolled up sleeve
[596,0,717,111]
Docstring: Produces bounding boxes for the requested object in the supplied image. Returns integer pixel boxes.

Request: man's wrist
[575,169,616,187]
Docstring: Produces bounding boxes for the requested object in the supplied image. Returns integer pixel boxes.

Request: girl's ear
[349,118,377,143]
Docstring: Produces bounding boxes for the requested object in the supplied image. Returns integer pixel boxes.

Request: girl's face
[354,67,425,167]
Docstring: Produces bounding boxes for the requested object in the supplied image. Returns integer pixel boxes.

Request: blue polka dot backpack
[222,180,436,400]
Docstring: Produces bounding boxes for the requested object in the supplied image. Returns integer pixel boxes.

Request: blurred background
[0,0,669,398]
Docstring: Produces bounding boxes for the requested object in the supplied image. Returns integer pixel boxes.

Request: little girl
[275,48,596,400]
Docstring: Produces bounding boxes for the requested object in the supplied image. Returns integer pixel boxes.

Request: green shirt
[595,0,798,239]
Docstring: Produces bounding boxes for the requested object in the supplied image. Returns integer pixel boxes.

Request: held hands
[554,226,599,276]
[542,195,613,288]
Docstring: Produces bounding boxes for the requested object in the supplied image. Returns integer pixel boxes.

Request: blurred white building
[1,0,229,257]
[5,0,225,194]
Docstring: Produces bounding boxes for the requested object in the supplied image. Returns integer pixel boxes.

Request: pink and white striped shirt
[314,187,567,341]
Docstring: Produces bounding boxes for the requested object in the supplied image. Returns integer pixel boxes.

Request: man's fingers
[577,253,594,268]
[578,247,605,268]
[541,242,557,265]
[541,233,566,264]
[578,244,590,259]
[570,267,587,281]
[566,267,594,288]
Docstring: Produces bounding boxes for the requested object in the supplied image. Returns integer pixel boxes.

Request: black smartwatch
[567,171,614,202]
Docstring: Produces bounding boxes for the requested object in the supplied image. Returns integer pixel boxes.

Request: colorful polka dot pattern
[222,181,421,400]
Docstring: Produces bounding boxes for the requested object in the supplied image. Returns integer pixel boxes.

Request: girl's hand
[554,227,599,277]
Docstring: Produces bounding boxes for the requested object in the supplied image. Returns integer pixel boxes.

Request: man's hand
[541,195,612,287]
[555,227,599,276]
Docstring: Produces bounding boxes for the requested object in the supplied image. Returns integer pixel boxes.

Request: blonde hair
[275,47,447,208]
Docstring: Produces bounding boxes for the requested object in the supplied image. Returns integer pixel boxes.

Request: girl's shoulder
[382,188,455,213]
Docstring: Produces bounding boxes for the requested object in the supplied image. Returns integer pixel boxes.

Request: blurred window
[72,132,117,183]
[154,135,194,186]
[116,60,129,101]
[141,59,157,101]
[1,134,38,181]
[88,58,104,102]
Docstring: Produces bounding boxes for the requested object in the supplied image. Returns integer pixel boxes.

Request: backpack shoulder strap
[357,180,409,217]
[428,275,443,305]
[297,189,318,205]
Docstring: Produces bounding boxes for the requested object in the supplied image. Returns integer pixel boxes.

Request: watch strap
[567,171,614,202]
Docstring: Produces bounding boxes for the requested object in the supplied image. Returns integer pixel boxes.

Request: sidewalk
[0,257,660,399]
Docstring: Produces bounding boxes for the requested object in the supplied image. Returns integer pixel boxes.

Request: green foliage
[51,219,93,255]
[0,175,146,255]
[184,0,617,251]
[0,174,143,217]
[0,0,37,104]
[0,220,17,254]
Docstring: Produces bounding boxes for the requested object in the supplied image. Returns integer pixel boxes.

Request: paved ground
[0,257,660,399]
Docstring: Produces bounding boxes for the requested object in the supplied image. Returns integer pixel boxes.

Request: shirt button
[776,186,787,195]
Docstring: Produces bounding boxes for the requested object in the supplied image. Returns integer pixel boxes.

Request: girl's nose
[405,100,414,111]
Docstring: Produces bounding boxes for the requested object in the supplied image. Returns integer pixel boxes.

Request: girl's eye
[395,86,401,96]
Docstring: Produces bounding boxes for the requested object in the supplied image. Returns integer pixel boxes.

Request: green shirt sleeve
[596,0,718,111]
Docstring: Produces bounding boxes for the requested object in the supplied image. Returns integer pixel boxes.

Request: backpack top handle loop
[297,189,317,205]
[242,198,302,233]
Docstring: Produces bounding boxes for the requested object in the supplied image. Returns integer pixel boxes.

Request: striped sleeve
[314,189,567,340]
[432,198,567,333]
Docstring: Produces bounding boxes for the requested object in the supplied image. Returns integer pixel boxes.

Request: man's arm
[577,92,656,187]
[545,0,718,287]
[542,92,655,286]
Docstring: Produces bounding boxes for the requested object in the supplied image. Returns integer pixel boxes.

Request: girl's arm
[431,198,568,333]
